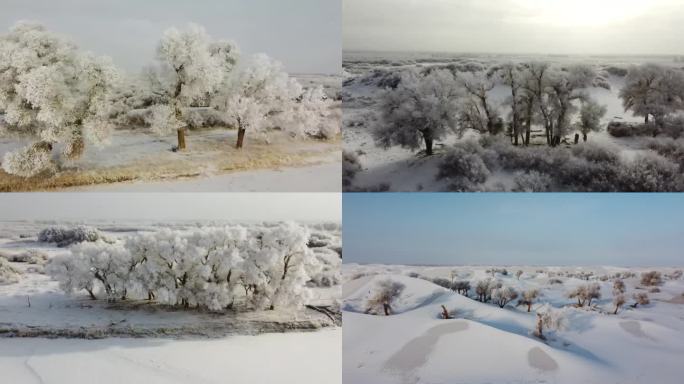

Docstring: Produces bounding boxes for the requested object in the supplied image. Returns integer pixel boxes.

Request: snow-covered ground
[342,53,684,192]
[0,329,341,384]
[0,220,341,383]
[343,264,684,384]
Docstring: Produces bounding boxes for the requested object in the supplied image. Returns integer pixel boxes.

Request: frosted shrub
[640,271,663,286]
[437,146,490,191]
[616,154,682,192]
[631,292,650,308]
[452,280,471,296]
[46,223,322,311]
[343,150,362,187]
[612,293,626,314]
[513,171,553,192]
[534,303,566,340]
[518,288,540,312]
[568,283,601,307]
[0,257,21,284]
[38,225,105,247]
[366,279,406,316]
[431,277,452,289]
[1,142,54,177]
[491,286,519,308]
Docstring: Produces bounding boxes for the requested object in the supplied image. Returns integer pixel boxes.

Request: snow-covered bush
[0,257,21,284]
[613,279,626,294]
[46,223,322,311]
[512,171,553,192]
[491,286,519,308]
[343,150,363,187]
[534,303,566,339]
[631,292,650,308]
[1,142,54,177]
[1,249,48,264]
[437,146,490,191]
[567,283,601,307]
[431,277,452,289]
[452,280,471,296]
[38,225,105,247]
[640,271,663,286]
[366,279,406,316]
[518,288,540,312]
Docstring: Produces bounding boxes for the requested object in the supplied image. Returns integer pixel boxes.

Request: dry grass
[0,131,340,192]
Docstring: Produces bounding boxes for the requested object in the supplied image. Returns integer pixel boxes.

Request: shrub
[491,286,518,308]
[616,154,682,192]
[452,280,471,295]
[568,283,601,307]
[431,277,452,289]
[367,279,406,315]
[534,303,566,339]
[0,258,21,284]
[613,294,626,314]
[2,142,54,177]
[512,171,553,192]
[38,225,105,247]
[631,292,650,307]
[343,150,363,188]
[0,249,48,264]
[640,271,663,286]
[437,146,490,191]
[518,288,540,312]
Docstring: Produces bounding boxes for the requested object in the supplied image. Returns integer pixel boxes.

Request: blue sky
[0,0,340,74]
[344,193,684,267]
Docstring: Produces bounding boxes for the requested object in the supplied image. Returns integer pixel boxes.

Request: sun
[512,0,654,27]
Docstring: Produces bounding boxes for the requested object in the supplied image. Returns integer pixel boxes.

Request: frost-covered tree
[545,65,595,146]
[534,303,566,340]
[620,64,684,126]
[147,24,225,150]
[0,22,119,176]
[491,286,519,308]
[497,63,528,144]
[518,288,540,312]
[374,69,462,156]
[214,54,328,148]
[576,99,607,142]
[516,270,523,280]
[46,223,322,311]
[459,72,503,136]
[366,279,405,316]
[640,271,663,286]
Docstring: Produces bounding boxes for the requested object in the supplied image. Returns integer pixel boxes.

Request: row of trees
[46,223,326,311]
[374,62,684,155]
[0,22,336,177]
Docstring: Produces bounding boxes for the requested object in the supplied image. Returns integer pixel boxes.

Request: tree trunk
[614,306,619,315]
[423,131,434,156]
[236,128,246,149]
[177,128,186,150]
[383,302,391,316]
[583,133,588,142]
[574,134,579,144]
[86,288,96,300]
[536,316,543,338]
[645,115,649,124]
[527,303,532,312]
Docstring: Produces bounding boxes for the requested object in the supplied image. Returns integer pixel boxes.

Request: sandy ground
[67,161,340,192]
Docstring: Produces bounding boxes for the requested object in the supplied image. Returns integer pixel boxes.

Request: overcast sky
[344,0,684,55]
[344,194,684,267]
[0,193,341,222]
[0,0,340,74]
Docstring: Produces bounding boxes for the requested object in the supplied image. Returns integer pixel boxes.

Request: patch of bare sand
[384,321,469,376]
[527,346,559,372]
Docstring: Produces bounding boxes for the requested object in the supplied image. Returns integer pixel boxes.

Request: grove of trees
[0,22,337,177]
[373,61,684,156]
[46,222,330,311]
